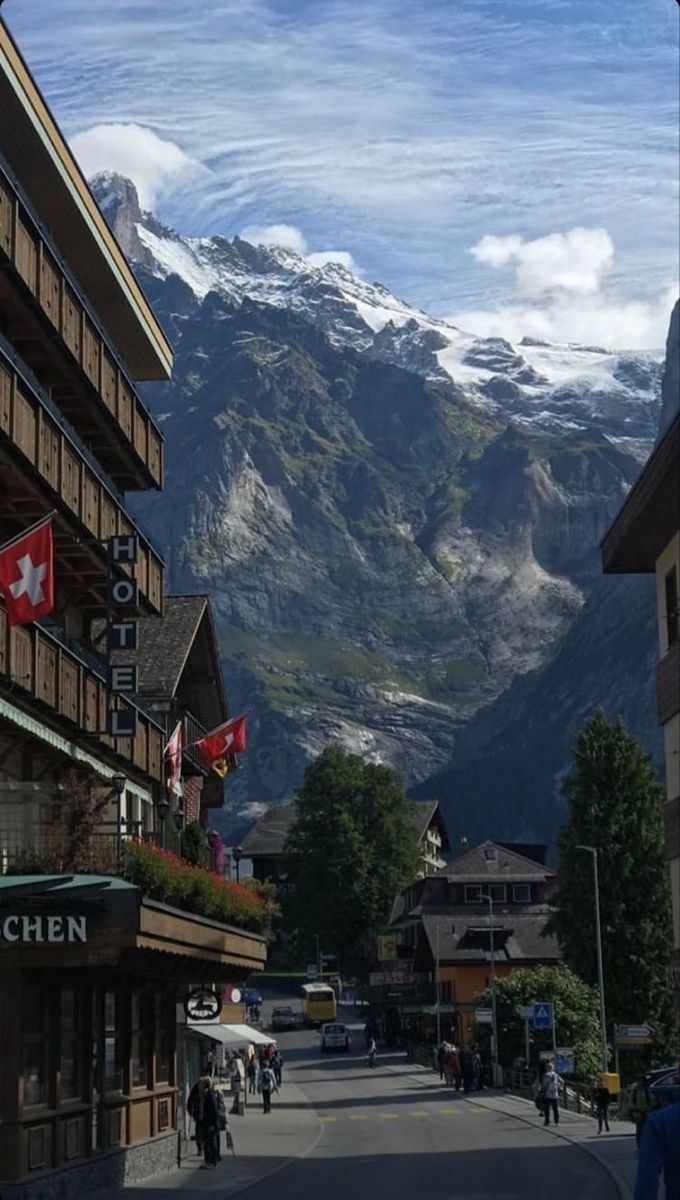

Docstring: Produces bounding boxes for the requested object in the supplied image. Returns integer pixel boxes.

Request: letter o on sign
[110,579,137,606]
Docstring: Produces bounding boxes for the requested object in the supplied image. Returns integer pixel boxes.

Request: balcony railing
[0,600,164,782]
[0,153,163,491]
[183,710,210,774]
[0,337,163,615]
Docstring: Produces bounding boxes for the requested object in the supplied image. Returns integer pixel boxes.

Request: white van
[320,1022,350,1052]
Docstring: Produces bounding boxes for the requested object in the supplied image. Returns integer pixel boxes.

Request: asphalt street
[244,1011,621,1200]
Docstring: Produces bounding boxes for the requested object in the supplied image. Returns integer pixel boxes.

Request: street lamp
[232,845,243,883]
[480,892,499,1084]
[576,844,608,1073]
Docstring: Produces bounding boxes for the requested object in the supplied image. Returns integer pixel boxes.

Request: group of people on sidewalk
[435,1041,484,1093]
[186,1077,230,1169]
[245,1043,284,1112]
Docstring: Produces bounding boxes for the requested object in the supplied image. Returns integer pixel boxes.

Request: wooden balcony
[0,339,163,616]
[0,601,163,782]
[0,157,163,491]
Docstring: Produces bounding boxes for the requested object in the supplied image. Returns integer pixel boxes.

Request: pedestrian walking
[472,1047,483,1091]
[541,1061,561,1127]
[593,1082,610,1134]
[259,1062,279,1113]
[437,1041,447,1081]
[630,1074,651,1147]
[368,1037,377,1069]
[273,1050,283,1087]
[265,1042,276,1064]
[246,1056,258,1095]
[633,1098,680,1200]
[460,1046,475,1095]
[446,1046,461,1090]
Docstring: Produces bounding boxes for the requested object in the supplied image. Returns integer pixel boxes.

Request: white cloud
[470,228,614,297]
[70,123,199,209]
[239,223,308,255]
[452,225,675,349]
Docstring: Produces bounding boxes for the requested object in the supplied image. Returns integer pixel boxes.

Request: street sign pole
[524,1018,530,1067]
[552,1003,557,1055]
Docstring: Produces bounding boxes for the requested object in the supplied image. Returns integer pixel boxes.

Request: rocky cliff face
[94,175,674,843]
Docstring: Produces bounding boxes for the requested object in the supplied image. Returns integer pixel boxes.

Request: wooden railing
[183,710,210,774]
[0,156,163,491]
[0,341,163,614]
[0,602,164,782]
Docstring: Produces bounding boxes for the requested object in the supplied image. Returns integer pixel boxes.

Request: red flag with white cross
[0,517,54,626]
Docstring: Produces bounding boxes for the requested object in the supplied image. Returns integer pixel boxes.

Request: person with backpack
[259,1061,279,1113]
[630,1074,652,1147]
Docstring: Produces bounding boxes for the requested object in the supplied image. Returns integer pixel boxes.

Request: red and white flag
[195,714,247,765]
[0,516,54,626]
[164,721,183,797]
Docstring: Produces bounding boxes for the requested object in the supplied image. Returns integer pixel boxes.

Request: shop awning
[189,1022,276,1047]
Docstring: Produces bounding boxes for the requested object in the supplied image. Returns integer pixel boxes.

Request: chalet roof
[437,840,553,883]
[421,911,559,965]
[411,800,452,852]
[240,805,297,857]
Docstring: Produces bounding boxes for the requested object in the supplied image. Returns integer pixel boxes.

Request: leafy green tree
[474,965,602,1080]
[180,819,208,867]
[284,747,420,973]
[547,709,677,1062]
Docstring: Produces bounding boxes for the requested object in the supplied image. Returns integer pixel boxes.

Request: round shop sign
[185,987,222,1021]
[230,988,242,1004]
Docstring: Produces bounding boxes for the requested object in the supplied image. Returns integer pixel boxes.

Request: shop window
[512,883,531,903]
[22,986,50,1107]
[60,989,83,1101]
[155,993,174,1084]
[104,991,123,1093]
[131,992,151,1088]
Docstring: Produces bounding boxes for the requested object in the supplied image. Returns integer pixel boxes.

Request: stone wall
[0,1132,178,1200]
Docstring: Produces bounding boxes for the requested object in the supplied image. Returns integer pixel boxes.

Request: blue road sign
[533,1002,554,1029]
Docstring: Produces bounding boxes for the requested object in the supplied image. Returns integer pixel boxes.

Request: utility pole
[315,933,322,980]
[576,845,608,1072]
[481,892,499,1083]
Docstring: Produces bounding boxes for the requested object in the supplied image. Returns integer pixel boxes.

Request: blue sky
[6,0,679,347]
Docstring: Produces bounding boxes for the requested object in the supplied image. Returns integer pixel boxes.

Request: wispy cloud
[6,0,678,344]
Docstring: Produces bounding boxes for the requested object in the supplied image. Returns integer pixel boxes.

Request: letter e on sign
[108,665,138,694]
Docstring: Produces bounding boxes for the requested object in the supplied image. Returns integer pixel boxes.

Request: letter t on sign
[107,620,138,652]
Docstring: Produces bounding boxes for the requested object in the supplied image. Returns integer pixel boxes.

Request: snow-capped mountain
[93,172,662,455]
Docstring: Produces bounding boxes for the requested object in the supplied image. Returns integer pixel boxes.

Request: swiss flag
[0,517,54,626]
[196,714,247,763]
[164,720,183,797]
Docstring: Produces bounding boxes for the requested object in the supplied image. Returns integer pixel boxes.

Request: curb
[224,1080,324,1198]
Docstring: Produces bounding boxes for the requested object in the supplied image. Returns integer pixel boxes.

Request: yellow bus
[300,982,337,1027]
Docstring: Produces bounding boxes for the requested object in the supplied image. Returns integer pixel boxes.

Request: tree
[180,820,208,867]
[284,746,421,973]
[474,965,602,1081]
[547,709,677,1062]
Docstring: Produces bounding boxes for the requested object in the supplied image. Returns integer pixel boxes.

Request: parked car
[321,1022,350,1052]
[271,1006,298,1032]
[648,1066,680,1108]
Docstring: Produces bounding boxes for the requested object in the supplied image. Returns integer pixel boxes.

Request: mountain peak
[90,172,146,260]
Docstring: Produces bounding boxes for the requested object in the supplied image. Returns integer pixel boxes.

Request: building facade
[602,408,680,993]
[0,21,266,1197]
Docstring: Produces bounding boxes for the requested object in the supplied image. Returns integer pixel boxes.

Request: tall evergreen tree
[284,747,420,973]
[547,709,676,1060]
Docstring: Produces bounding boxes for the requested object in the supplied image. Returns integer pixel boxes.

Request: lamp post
[435,920,442,1046]
[576,844,608,1072]
[232,845,243,883]
[480,892,499,1083]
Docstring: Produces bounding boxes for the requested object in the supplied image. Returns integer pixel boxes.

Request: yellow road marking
[348,1114,368,1120]
[379,1113,398,1119]
[440,1108,459,1115]
[410,1111,428,1118]
[470,1105,488,1113]
[319,1116,336,1122]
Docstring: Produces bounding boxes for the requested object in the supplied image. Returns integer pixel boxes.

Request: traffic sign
[533,1002,554,1030]
[519,1005,534,1021]
[306,964,318,980]
[554,1047,575,1075]
[474,1007,493,1024]
[614,1024,653,1046]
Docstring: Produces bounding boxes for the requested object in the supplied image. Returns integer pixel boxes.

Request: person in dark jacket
[187,1080,204,1154]
[633,1099,680,1200]
[196,1077,224,1168]
[459,1047,475,1095]
[593,1083,610,1134]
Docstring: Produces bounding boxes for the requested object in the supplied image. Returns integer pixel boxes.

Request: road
[249,1009,621,1200]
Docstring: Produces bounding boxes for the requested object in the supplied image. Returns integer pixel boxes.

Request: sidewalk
[105,1078,321,1199]
[385,1058,638,1200]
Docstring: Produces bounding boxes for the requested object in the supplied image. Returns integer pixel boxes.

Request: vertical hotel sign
[106,536,139,737]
